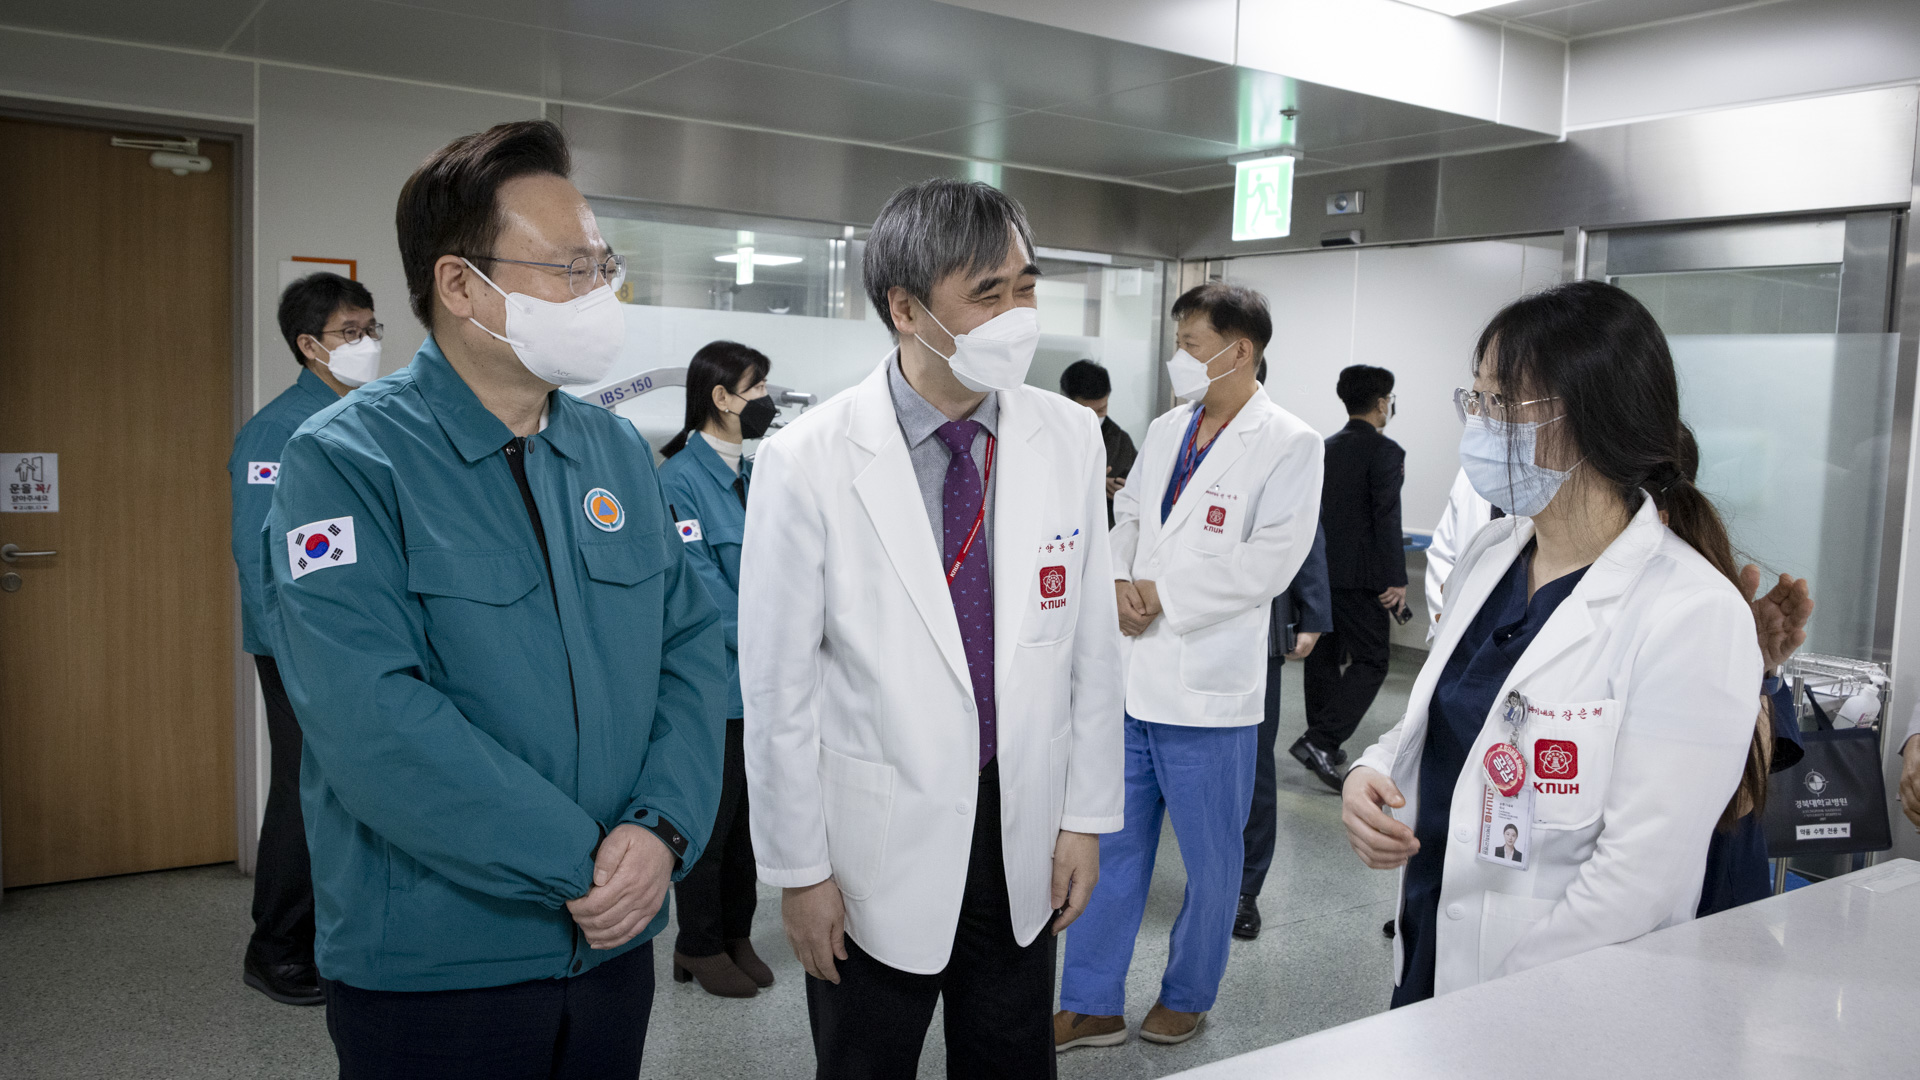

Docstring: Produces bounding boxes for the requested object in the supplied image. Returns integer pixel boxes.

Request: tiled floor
[0,659,1416,1079]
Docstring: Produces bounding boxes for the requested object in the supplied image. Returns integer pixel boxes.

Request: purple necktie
[937,420,996,770]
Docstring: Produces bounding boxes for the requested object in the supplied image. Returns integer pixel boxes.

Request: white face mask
[1457,413,1578,517]
[463,259,626,387]
[1166,342,1238,402]
[914,301,1042,393]
[313,335,381,388]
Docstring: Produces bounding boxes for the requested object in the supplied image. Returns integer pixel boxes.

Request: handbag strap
[1804,680,1836,732]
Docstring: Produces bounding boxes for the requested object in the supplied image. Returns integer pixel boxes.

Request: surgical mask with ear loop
[1166,342,1239,402]
[1457,412,1581,517]
[312,335,381,388]
[462,258,626,386]
[913,300,1042,393]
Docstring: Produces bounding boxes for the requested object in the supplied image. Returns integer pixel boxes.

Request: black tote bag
[1762,685,1893,856]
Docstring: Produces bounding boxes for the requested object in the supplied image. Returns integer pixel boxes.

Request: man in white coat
[1056,283,1323,1051]
[740,179,1123,1080]
[1424,467,1497,642]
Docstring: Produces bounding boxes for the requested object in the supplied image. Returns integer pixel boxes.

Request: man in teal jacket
[263,119,725,1079]
[227,271,375,1007]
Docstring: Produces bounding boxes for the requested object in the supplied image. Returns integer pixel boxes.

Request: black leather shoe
[1289,737,1346,792]
[1233,894,1261,940]
[1382,919,1397,940]
[244,954,324,1006]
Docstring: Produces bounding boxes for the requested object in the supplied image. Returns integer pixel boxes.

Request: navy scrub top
[1393,541,1589,1008]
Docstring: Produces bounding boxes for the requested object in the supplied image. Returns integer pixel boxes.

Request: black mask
[737,394,779,440]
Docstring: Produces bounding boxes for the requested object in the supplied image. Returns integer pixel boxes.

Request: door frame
[0,96,257,890]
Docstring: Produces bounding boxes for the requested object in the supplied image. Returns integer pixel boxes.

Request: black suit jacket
[1099,416,1138,529]
[1270,525,1332,658]
[1320,418,1407,591]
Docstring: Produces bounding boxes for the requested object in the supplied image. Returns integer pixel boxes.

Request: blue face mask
[1458,413,1578,517]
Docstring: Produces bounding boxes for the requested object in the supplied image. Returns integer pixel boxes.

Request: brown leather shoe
[1139,1001,1205,1044]
[672,951,758,998]
[1054,1009,1127,1051]
[726,938,774,988]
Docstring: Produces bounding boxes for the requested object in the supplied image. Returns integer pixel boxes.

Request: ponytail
[661,428,693,458]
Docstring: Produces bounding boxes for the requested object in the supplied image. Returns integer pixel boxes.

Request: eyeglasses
[468,253,627,297]
[319,321,383,344]
[1453,387,1559,424]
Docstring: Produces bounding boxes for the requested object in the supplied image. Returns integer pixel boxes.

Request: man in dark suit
[1235,524,1331,940]
[1061,359,1138,528]
[1298,365,1405,790]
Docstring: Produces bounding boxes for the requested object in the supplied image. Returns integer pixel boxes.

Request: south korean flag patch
[287,516,358,580]
[675,518,703,543]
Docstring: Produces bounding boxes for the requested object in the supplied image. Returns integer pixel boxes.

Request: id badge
[1476,782,1533,870]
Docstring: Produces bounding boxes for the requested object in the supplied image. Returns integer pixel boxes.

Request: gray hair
[862,179,1037,333]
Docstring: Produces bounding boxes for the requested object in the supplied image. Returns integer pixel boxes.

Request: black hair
[661,341,772,458]
[397,119,571,327]
[1474,280,1763,829]
[862,179,1038,333]
[1337,364,1395,414]
[277,272,375,368]
[1059,359,1112,402]
[1170,282,1272,353]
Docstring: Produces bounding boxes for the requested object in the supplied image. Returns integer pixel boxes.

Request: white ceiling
[0,0,1567,191]
[1479,0,1768,39]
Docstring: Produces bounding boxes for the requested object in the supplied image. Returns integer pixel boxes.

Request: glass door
[1588,214,1903,661]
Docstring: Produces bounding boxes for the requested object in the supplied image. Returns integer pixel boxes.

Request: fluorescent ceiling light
[713,253,803,266]
[1393,0,1506,14]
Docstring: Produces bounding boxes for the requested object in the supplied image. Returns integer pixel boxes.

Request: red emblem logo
[1535,739,1578,780]
[1206,505,1226,527]
[1039,565,1067,599]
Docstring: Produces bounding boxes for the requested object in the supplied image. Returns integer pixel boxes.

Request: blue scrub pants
[1059,715,1258,1016]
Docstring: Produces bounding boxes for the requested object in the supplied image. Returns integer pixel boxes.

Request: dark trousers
[804,761,1056,1080]
[249,654,315,966]
[1302,589,1391,754]
[674,716,757,957]
[322,940,654,1080]
[1240,655,1286,898]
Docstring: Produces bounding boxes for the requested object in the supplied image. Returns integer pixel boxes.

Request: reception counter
[1169,859,1920,1079]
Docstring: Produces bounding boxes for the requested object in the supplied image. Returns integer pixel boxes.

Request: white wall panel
[0,27,253,121]
[253,67,540,408]
[1567,0,1920,129]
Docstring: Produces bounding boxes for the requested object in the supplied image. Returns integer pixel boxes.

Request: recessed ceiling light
[714,253,802,266]
[1393,0,1506,14]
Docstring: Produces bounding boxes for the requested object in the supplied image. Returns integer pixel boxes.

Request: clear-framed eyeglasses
[1453,386,1560,424]
[320,321,384,344]
[470,253,627,297]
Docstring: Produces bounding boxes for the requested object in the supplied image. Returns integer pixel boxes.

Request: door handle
[1,543,56,563]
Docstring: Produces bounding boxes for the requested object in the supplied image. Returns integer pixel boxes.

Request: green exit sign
[1232,154,1295,242]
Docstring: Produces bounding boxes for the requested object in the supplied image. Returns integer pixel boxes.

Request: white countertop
[1169,860,1920,1080]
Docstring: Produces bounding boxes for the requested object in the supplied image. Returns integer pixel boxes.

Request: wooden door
[0,117,235,887]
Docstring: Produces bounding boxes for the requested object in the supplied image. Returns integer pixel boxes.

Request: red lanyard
[1169,408,1227,507]
[946,435,996,584]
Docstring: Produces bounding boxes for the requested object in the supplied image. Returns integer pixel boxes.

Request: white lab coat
[1112,392,1323,727]
[1353,496,1761,997]
[1424,467,1495,643]
[739,358,1125,975]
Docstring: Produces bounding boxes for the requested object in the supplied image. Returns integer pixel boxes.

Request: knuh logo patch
[1535,739,1578,780]
[1206,505,1226,527]
[1039,565,1066,599]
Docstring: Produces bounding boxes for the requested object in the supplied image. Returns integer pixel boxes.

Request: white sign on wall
[3,452,58,513]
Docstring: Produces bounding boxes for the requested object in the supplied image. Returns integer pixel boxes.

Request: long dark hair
[1475,280,1764,826]
[661,341,771,458]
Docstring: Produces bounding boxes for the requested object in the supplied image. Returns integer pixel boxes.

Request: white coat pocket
[1185,487,1243,555]
[819,746,895,901]
[1020,531,1086,647]
[1178,605,1265,696]
[1478,890,1557,982]
[1521,698,1621,831]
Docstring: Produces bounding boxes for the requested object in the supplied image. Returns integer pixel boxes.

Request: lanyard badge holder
[1477,690,1534,869]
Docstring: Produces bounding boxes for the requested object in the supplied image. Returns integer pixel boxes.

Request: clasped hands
[1116,579,1161,636]
[567,822,677,950]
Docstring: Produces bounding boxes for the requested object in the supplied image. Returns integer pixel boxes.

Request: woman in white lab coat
[1341,280,1765,1004]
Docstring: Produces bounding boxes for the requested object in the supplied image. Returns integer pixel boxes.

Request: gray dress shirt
[887,353,997,561]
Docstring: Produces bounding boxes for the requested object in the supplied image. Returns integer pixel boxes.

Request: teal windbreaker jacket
[657,432,748,719]
[262,336,726,991]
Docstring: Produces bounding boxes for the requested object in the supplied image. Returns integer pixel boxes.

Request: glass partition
[579,201,1165,451]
